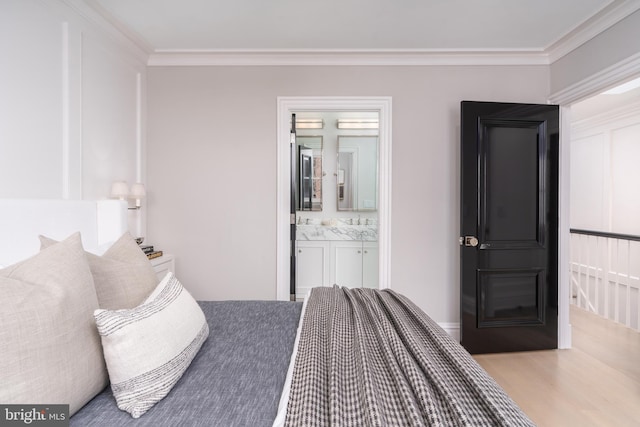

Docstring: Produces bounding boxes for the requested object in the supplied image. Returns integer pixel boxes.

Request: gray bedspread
[284,286,535,427]
[71,300,302,427]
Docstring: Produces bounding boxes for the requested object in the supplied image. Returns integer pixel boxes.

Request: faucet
[357,215,361,225]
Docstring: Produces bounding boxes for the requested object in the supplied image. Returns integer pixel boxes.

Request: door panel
[297,244,327,288]
[334,245,363,287]
[460,101,559,354]
[477,269,544,327]
[481,122,543,247]
[362,244,379,288]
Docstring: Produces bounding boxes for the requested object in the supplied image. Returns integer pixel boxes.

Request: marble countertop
[296,225,378,241]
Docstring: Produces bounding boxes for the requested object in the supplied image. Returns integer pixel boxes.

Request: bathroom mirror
[337,136,378,211]
[296,136,323,211]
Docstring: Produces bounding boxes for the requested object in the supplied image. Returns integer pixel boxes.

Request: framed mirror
[296,135,323,211]
[337,136,378,211]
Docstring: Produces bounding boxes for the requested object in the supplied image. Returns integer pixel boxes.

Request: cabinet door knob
[358,250,361,253]
[299,249,302,253]
[364,250,368,254]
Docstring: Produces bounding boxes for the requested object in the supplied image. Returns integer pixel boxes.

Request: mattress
[71,300,303,426]
[72,288,533,426]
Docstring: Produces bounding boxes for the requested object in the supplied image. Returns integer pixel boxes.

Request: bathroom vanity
[295,222,378,295]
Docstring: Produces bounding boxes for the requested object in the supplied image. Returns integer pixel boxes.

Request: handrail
[570,228,640,242]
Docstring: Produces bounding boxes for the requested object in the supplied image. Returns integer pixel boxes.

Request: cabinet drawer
[149,254,175,281]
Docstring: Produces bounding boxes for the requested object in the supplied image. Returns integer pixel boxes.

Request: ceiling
[89,0,623,53]
[83,0,640,111]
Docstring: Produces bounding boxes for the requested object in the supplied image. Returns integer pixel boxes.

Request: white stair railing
[570,229,640,332]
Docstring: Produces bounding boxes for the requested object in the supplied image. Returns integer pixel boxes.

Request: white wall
[0,0,147,236]
[146,65,550,324]
[571,101,640,235]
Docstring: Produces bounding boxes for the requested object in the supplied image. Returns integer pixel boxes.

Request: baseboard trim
[438,322,461,342]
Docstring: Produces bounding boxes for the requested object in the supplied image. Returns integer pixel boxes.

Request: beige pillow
[0,233,108,415]
[95,272,209,418]
[40,232,159,310]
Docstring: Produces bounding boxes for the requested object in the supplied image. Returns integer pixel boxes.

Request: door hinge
[290,213,296,225]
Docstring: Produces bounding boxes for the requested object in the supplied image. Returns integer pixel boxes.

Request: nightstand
[149,254,175,281]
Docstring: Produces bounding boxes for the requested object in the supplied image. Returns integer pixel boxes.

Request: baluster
[587,235,592,312]
[626,240,631,328]
[604,237,610,320]
[595,236,600,314]
[615,239,621,324]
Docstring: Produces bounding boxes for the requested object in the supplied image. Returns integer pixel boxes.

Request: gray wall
[146,65,549,324]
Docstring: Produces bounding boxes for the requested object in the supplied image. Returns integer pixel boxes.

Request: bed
[0,200,534,427]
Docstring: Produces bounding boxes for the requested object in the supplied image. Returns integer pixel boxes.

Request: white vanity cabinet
[332,241,379,288]
[333,241,364,288]
[296,241,331,295]
[295,239,379,298]
[361,242,379,288]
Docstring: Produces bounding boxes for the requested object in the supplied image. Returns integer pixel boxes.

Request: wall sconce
[110,181,129,200]
[110,181,146,210]
[129,183,146,209]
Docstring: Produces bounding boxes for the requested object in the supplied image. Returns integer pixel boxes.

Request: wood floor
[474,305,640,427]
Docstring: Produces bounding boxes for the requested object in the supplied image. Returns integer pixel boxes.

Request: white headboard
[0,199,128,267]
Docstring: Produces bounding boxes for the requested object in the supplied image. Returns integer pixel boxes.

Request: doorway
[276,97,392,301]
[567,77,640,332]
[294,111,380,298]
[549,64,640,349]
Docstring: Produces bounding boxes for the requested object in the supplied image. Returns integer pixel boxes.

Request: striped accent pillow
[94,272,209,418]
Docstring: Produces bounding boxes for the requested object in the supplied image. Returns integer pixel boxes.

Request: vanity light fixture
[295,119,324,129]
[110,181,146,210]
[337,119,379,129]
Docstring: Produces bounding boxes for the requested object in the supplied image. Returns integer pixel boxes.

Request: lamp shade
[110,181,130,200]
[130,183,146,199]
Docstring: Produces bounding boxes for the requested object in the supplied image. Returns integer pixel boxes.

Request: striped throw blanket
[284,286,535,427]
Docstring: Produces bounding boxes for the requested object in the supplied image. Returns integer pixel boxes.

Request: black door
[290,114,297,301]
[460,101,559,354]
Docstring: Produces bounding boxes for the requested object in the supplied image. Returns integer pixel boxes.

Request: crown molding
[76,0,640,67]
[147,49,550,67]
[58,0,151,64]
[548,51,640,104]
[546,0,640,63]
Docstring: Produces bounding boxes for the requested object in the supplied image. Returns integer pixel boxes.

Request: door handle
[459,236,479,247]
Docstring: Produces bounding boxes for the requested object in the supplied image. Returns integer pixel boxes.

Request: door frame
[276,96,392,300]
[549,56,640,349]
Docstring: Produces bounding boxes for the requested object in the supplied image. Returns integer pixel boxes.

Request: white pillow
[0,233,107,415]
[94,272,209,418]
[40,232,159,310]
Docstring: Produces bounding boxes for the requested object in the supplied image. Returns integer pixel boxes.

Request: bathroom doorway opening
[293,111,380,299]
[276,97,392,301]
